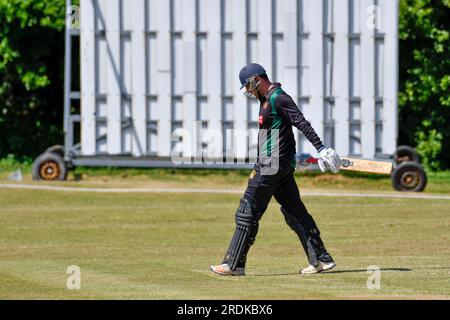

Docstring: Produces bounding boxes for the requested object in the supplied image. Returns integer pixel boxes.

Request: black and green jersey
[257,83,324,165]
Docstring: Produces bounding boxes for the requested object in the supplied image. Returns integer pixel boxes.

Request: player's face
[244,76,261,99]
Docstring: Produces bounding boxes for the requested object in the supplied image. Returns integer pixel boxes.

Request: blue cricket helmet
[239,63,267,89]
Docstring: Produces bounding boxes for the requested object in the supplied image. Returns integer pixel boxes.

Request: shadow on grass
[250,267,412,277]
[324,267,412,274]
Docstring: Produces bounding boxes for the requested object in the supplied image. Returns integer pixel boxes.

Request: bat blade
[340,158,392,175]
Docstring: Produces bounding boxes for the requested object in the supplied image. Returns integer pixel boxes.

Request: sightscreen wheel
[44,145,65,158]
[391,161,427,192]
[394,145,420,165]
[32,152,68,181]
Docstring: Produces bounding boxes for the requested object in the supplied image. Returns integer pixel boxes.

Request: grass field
[1,169,449,299]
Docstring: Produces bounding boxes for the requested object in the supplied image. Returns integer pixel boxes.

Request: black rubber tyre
[44,145,65,158]
[391,161,427,192]
[394,145,420,164]
[32,152,68,181]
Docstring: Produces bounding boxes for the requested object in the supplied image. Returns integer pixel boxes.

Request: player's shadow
[324,267,412,274]
[250,267,412,277]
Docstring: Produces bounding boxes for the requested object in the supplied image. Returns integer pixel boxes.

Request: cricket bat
[297,154,393,175]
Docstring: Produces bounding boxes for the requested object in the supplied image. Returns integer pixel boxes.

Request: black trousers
[244,161,305,220]
[225,160,333,268]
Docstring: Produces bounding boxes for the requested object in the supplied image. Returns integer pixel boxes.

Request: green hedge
[398,0,450,170]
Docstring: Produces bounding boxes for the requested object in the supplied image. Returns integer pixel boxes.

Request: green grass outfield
[0,176,449,299]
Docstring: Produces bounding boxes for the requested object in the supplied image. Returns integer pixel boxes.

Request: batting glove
[318,147,341,174]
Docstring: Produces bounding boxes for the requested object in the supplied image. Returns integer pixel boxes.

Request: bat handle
[296,153,351,168]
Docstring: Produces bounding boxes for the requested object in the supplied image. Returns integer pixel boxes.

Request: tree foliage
[0,0,65,160]
[398,0,450,170]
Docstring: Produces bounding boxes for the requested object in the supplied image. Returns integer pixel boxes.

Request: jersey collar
[264,82,282,100]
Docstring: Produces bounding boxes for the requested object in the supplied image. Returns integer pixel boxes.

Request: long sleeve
[275,95,325,151]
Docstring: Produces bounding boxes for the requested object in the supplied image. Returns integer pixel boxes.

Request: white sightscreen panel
[95,0,107,32]
[172,0,183,31]
[323,38,333,97]
[323,0,333,33]
[273,36,284,83]
[296,98,307,153]
[299,36,310,96]
[122,127,132,154]
[297,131,306,154]
[350,102,361,120]
[361,0,376,159]
[199,99,208,121]
[205,0,222,160]
[121,37,132,95]
[79,0,399,159]
[376,0,386,33]
[154,0,171,156]
[121,0,133,31]
[350,40,361,97]
[105,0,121,155]
[248,123,258,159]
[197,0,209,32]
[147,98,157,121]
[223,36,233,96]
[350,0,361,34]
[223,0,233,32]
[173,99,183,121]
[350,125,361,155]
[333,0,349,157]
[298,0,310,33]
[172,36,184,96]
[80,0,96,156]
[307,0,324,143]
[147,124,158,154]
[382,0,399,154]
[375,38,385,98]
[231,0,248,160]
[121,99,132,119]
[324,100,334,122]
[282,0,298,97]
[171,122,183,152]
[247,0,259,32]
[299,100,315,154]
[181,0,197,159]
[96,99,107,118]
[299,35,310,69]
[197,36,208,96]
[222,99,233,122]
[223,123,234,157]
[147,0,158,31]
[375,124,383,153]
[375,102,383,154]
[182,0,196,93]
[96,122,108,153]
[274,0,284,33]
[324,100,335,148]
[376,101,383,121]
[248,36,259,63]
[248,100,259,121]
[258,0,272,78]
[131,0,146,157]
[324,128,335,149]
[147,35,157,95]
[95,39,108,95]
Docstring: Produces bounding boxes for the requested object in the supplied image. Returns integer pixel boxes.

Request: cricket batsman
[209,63,341,276]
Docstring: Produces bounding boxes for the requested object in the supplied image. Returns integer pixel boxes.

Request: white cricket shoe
[300,261,336,274]
[209,263,246,276]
